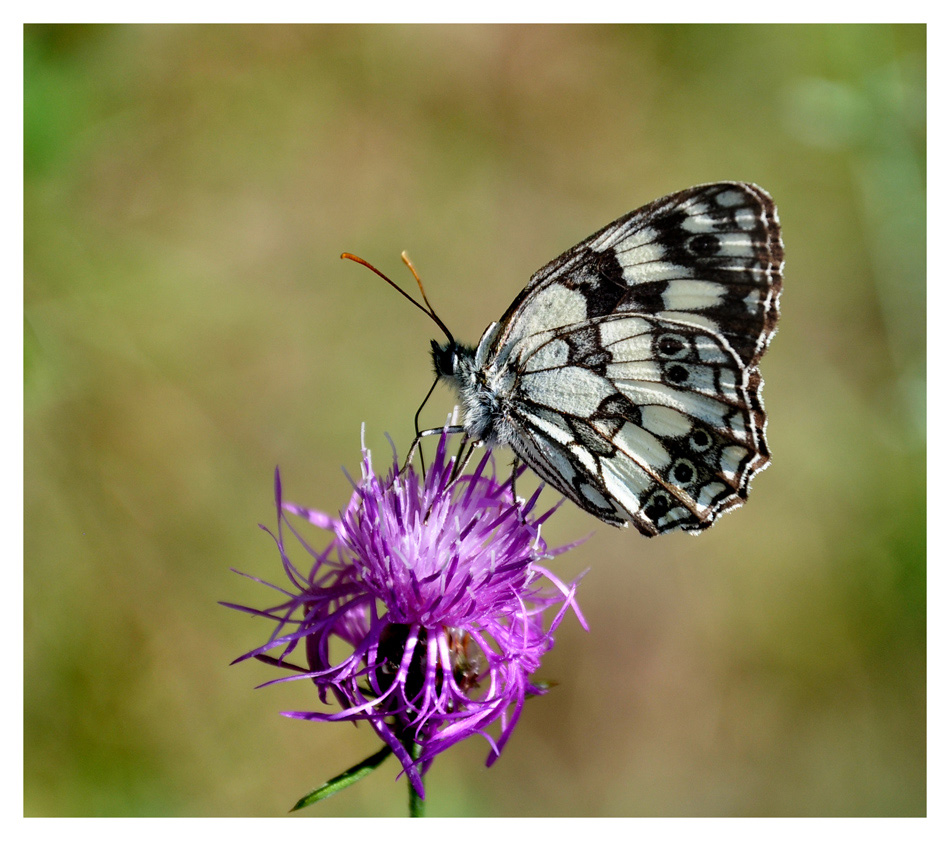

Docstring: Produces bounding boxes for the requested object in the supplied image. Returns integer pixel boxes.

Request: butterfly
[346,182,783,536]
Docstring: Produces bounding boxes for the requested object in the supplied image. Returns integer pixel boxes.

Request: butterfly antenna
[399,251,454,344]
[340,252,455,345]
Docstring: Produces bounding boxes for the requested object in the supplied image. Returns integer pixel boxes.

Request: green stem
[408,739,425,817]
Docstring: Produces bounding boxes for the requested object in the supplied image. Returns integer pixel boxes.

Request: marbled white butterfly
[346,182,783,536]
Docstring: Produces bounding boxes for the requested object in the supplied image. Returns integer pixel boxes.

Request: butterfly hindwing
[509,314,762,534]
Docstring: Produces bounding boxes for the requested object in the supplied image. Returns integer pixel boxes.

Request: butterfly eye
[431,340,457,378]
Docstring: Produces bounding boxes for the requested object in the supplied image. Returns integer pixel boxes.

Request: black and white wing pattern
[435,182,783,536]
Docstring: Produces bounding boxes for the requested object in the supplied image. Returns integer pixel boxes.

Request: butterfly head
[429,335,508,447]
[431,339,458,380]
[431,339,481,391]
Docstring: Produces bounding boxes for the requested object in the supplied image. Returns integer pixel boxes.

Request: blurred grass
[24,24,925,816]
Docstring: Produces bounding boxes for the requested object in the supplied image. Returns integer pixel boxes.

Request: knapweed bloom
[228,430,586,800]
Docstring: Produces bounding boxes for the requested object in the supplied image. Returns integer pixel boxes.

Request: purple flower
[227,430,586,799]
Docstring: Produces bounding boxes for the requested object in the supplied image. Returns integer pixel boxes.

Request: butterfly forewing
[438,182,783,536]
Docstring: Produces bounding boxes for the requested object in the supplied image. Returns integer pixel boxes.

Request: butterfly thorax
[431,326,516,447]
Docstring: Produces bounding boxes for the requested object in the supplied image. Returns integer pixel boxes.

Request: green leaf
[290,746,393,812]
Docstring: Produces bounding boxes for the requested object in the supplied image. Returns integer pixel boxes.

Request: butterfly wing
[486,182,783,535]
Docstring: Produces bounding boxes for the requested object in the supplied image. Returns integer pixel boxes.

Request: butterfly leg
[402,424,467,477]
[448,435,477,485]
[410,377,444,478]
[408,428,472,524]
[509,457,530,524]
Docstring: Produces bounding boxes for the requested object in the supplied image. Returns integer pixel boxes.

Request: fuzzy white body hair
[433,322,519,448]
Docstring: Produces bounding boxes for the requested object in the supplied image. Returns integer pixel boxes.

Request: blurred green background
[24,24,925,817]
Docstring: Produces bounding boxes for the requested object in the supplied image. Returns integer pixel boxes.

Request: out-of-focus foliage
[25,24,924,816]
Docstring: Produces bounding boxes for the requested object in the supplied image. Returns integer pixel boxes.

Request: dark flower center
[377,623,429,703]
[375,623,481,710]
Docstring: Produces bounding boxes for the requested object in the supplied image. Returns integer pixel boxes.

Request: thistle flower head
[229,430,585,798]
